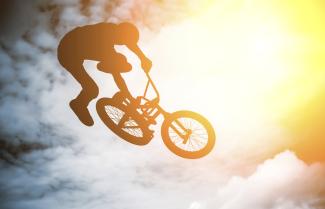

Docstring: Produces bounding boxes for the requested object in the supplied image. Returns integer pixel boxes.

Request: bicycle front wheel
[161,111,215,159]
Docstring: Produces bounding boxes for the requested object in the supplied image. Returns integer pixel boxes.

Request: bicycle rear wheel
[96,98,153,145]
[161,111,215,159]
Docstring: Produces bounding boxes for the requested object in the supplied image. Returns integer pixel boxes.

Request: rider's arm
[127,44,152,73]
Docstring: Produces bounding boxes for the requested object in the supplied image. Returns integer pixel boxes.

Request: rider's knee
[124,62,132,72]
[87,83,99,99]
[113,53,132,72]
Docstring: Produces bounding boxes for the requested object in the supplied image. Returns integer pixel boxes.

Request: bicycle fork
[170,120,192,144]
[141,102,192,144]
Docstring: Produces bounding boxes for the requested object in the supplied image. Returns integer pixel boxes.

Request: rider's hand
[141,58,152,73]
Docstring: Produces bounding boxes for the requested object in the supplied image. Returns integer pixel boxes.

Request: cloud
[0,1,324,209]
[0,0,200,146]
[196,151,325,209]
[1,146,324,209]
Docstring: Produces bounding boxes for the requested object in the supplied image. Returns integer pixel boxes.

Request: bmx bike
[96,73,215,159]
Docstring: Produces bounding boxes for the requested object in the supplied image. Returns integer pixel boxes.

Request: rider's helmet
[117,22,139,44]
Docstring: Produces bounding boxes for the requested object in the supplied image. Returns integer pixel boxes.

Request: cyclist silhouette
[57,22,216,158]
[57,22,152,126]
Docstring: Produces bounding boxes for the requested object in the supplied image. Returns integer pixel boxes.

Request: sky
[0,0,324,209]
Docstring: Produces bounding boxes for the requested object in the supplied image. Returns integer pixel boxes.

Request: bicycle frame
[138,73,168,118]
[143,73,160,102]
[138,73,190,142]
[97,72,215,157]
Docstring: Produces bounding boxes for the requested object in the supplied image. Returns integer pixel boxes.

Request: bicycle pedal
[144,118,156,126]
[148,119,157,125]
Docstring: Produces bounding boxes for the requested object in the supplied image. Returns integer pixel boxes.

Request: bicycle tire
[161,111,215,159]
[96,98,153,145]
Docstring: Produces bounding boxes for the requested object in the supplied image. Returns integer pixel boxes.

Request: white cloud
[0,1,324,209]
[191,151,325,209]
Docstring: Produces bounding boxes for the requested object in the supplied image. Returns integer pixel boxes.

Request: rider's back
[58,23,118,61]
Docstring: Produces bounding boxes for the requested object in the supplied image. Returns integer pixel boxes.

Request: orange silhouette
[58,22,215,159]
[95,72,216,159]
[58,22,152,126]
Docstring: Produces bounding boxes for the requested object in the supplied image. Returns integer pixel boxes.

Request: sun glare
[144,0,325,161]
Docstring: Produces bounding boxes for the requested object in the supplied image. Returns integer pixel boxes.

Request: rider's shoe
[69,99,94,126]
[112,91,136,106]
[112,91,125,103]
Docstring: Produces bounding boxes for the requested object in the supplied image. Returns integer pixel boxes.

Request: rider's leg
[97,53,132,73]
[62,59,99,126]
[112,73,133,101]
[111,73,154,136]
[57,36,99,126]
[113,73,155,136]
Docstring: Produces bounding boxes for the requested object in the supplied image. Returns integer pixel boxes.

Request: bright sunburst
[140,0,325,162]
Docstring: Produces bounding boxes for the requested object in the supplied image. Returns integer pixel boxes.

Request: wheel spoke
[168,116,209,152]
[105,105,144,138]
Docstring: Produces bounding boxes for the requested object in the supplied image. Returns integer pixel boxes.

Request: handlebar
[143,73,160,101]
